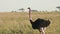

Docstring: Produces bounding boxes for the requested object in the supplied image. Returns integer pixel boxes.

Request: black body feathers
[30,18,50,29]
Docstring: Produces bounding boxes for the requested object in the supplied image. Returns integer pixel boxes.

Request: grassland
[0,11,60,34]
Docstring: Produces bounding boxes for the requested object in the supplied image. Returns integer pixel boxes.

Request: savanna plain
[0,11,60,34]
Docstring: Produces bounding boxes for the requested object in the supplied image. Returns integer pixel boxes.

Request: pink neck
[29,8,32,20]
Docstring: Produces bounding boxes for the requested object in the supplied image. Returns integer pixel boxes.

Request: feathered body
[30,18,50,29]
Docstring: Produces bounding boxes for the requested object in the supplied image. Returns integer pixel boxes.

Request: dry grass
[0,12,60,34]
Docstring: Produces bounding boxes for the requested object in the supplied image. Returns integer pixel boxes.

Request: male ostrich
[28,7,50,34]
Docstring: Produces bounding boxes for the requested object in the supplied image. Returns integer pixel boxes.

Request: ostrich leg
[39,27,45,34]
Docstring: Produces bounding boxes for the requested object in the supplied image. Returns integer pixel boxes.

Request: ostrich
[28,7,50,34]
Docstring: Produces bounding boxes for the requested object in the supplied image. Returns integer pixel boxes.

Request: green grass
[0,11,60,34]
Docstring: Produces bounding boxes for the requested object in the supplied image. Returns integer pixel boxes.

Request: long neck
[28,8,33,23]
[29,8,31,20]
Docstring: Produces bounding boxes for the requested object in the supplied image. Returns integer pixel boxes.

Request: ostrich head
[28,7,30,9]
[27,7,31,11]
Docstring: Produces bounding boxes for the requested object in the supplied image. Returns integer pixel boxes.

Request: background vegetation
[0,11,60,34]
